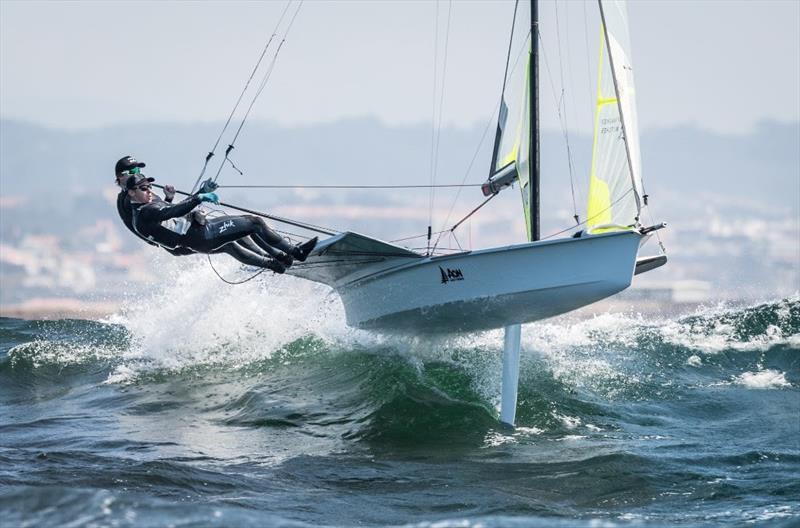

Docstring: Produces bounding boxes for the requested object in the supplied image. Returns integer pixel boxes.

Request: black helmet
[115,155,146,175]
[125,173,155,190]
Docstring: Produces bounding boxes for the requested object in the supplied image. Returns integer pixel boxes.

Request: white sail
[586,0,644,233]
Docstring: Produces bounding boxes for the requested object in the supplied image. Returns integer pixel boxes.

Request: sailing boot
[274,252,294,268]
[264,258,286,274]
[291,237,318,262]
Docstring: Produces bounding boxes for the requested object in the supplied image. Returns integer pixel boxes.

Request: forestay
[586,0,645,234]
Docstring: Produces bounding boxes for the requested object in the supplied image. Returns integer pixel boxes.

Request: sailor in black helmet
[114,156,177,250]
[125,171,316,273]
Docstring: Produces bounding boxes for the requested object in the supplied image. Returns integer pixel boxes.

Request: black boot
[291,236,318,262]
[275,252,294,268]
[265,258,286,274]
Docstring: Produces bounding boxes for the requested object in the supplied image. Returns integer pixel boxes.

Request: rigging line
[449,193,497,233]
[565,0,587,214]
[207,254,270,285]
[433,4,531,251]
[449,230,464,251]
[428,0,453,255]
[190,0,294,195]
[218,183,482,189]
[553,1,579,221]
[582,1,595,127]
[153,183,339,236]
[428,108,494,253]
[213,0,304,183]
[540,187,633,241]
[430,29,531,254]
[391,229,449,244]
[538,30,579,222]
[499,0,521,106]
[432,0,453,192]
[427,0,440,237]
[431,6,531,254]
[642,198,667,254]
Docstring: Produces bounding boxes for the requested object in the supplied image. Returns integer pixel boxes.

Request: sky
[1,0,799,134]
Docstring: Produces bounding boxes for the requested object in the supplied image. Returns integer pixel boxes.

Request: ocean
[1,267,798,527]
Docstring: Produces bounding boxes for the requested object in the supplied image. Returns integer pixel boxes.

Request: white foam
[733,369,791,389]
[106,252,358,382]
[659,296,800,354]
[8,340,120,368]
[553,412,582,429]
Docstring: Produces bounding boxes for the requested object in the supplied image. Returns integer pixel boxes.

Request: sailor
[114,156,194,256]
[114,155,301,269]
[125,172,316,273]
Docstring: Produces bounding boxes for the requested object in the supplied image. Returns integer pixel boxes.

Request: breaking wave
[3,253,797,444]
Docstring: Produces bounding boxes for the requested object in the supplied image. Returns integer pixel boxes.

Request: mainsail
[586,0,645,233]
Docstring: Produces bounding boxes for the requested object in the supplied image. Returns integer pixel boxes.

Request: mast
[481,0,541,242]
[529,0,540,241]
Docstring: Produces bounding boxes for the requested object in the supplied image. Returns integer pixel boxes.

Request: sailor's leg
[199,215,315,264]
[197,216,263,252]
[236,236,278,258]
[248,217,318,262]
[248,217,294,253]
[218,243,282,270]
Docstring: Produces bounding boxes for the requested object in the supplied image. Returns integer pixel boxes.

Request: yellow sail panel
[499,144,519,169]
[586,175,612,228]
[585,26,637,234]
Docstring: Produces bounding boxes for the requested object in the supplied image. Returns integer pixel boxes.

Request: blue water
[1,285,798,527]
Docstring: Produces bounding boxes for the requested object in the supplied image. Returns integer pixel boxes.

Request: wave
[2,263,797,443]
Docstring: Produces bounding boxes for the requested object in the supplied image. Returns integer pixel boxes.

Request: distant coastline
[0,298,119,321]
[0,296,705,323]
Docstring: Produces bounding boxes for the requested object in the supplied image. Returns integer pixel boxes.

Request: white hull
[296,231,644,334]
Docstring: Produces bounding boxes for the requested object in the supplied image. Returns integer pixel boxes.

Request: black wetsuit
[131,196,294,267]
[117,190,194,256]
[118,189,278,264]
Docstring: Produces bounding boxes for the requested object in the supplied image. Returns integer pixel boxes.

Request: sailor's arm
[140,196,202,223]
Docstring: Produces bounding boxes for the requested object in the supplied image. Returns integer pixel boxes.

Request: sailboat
[282,0,666,424]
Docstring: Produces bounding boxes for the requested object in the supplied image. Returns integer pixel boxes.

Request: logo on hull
[439,266,464,284]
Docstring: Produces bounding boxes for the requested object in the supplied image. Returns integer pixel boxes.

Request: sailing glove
[199,179,219,193]
[198,192,219,204]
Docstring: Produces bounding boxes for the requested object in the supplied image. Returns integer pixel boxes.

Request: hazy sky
[1,0,798,134]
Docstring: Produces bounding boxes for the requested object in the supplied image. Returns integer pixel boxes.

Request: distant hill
[1,118,797,215]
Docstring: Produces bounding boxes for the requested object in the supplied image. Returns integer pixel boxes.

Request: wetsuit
[118,189,278,264]
[131,196,295,267]
[117,189,194,256]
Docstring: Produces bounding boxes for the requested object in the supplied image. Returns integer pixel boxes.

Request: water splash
[732,369,791,389]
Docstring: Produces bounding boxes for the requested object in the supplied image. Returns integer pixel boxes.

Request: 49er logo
[439,266,464,284]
